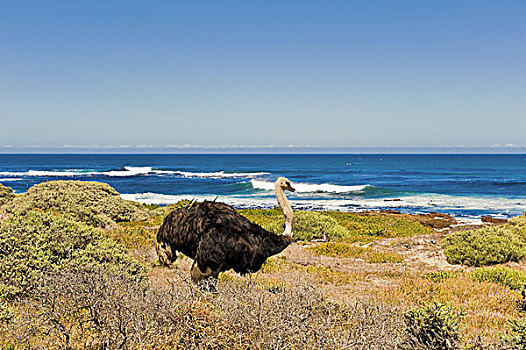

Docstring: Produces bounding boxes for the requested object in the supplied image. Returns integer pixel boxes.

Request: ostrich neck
[275,184,293,237]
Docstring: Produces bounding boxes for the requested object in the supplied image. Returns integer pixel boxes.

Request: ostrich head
[275,177,295,193]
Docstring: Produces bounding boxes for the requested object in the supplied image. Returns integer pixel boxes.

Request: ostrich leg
[190,262,221,292]
[156,241,178,265]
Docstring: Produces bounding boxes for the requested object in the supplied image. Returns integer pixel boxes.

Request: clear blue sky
[1,1,525,150]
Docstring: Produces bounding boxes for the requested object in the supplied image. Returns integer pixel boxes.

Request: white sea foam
[102,166,153,177]
[0,167,269,179]
[0,166,153,177]
[250,179,370,193]
[174,171,270,179]
[27,170,96,177]
[0,178,22,182]
[0,170,97,177]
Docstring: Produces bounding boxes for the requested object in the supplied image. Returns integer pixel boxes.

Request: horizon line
[1,144,526,154]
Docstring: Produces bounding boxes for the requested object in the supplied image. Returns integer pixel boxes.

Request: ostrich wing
[194,205,292,274]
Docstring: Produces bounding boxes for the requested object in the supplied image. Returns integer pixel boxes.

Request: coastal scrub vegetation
[400,301,464,350]
[468,266,526,291]
[0,211,144,301]
[270,210,349,240]
[443,223,526,266]
[326,211,434,237]
[0,183,14,206]
[2,180,526,348]
[239,207,433,242]
[2,180,149,227]
[307,242,405,263]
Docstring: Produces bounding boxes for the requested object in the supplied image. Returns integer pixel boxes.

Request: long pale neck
[275,184,293,237]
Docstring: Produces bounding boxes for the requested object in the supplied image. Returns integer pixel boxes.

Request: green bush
[443,225,526,266]
[308,242,404,263]
[0,301,14,324]
[240,208,433,241]
[0,183,15,206]
[309,242,368,258]
[2,180,149,227]
[240,209,350,241]
[425,271,459,283]
[468,266,526,291]
[509,212,526,229]
[238,207,284,232]
[0,344,19,350]
[400,301,464,350]
[0,211,144,301]
[270,211,350,241]
[365,250,404,264]
[325,211,433,238]
[504,319,526,348]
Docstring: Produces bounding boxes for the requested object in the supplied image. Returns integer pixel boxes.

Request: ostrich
[156,177,295,284]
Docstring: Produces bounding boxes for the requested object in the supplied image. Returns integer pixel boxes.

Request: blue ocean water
[1,154,525,221]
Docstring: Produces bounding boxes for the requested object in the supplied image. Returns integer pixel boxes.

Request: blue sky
[1,1,525,151]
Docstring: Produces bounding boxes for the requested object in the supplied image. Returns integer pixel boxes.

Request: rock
[381,209,402,214]
[481,216,508,224]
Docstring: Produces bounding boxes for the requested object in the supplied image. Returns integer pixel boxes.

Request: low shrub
[104,221,158,249]
[468,266,526,291]
[308,242,404,263]
[326,211,433,238]
[366,250,404,264]
[260,256,288,274]
[443,225,526,266]
[0,301,14,324]
[509,212,526,227]
[238,207,283,231]
[240,208,433,241]
[308,242,367,258]
[286,211,350,241]
[0,211,144,301]
[0,184,15,206]
[241,209,350,241]
[505,319,526,348]
[425,271,459,283]
[3,269,404,349]
[400,301,464,350]
[2,180,149,227]
[0,344,19,350]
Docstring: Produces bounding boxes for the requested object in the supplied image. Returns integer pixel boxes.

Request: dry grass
[308,242,405,264]
[373,275,521,342]
[2,266,404,350]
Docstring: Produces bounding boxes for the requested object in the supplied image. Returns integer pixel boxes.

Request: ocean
[1,154,525,222]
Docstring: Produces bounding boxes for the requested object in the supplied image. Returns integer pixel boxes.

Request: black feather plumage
[157,200,292,276]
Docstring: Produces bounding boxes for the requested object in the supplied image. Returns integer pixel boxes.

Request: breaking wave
[0,167,269,179]
[250,179,371,193]
[173,171,270,179]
